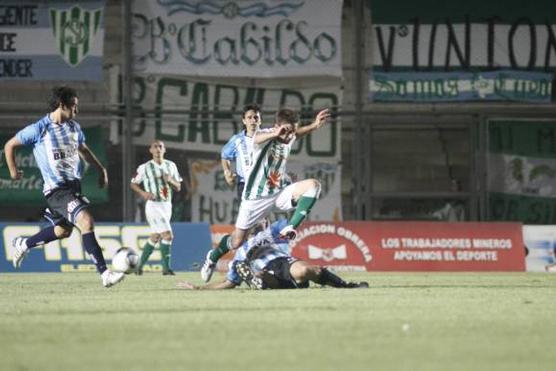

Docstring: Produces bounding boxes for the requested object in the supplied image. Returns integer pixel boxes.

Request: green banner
[488,120,556,223]
[0,126,109,204]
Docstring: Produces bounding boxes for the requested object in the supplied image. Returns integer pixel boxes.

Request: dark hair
[242,103,261,118]
[275,109,298,125]
[49,86,78,111]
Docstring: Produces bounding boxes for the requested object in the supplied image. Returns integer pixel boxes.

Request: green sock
[159,241,172,271]
[288,196,317,228]
[139,241,155,268]
[209,234,230,262]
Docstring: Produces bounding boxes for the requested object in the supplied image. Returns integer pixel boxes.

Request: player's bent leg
[276,180,321,240]
[12,223,73,269]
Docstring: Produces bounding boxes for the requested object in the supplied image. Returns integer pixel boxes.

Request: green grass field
[1,272,555,371]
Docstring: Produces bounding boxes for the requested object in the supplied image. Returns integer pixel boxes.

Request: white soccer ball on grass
[111,247,139,274]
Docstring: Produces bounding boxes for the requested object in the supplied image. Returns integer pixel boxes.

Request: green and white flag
[488,120,556,223]
[50,5,103,67]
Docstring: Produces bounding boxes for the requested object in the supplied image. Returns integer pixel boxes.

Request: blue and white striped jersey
[227,219,291,284]
[221,130,255,183]
[16,114,85,195]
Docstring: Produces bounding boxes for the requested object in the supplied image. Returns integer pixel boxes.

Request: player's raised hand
[176,280,198,290]
[312,108,331,129]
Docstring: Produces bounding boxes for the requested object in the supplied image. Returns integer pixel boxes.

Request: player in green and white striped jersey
[201,108,330,282]
[131,140,182,275]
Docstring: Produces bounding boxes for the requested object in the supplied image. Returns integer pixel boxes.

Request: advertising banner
[372,0,556,72]
[369,70,552,102]
[522,225,556,272]
[0,222,211,272]
[290,221,526,271]
[123,75,341,162]
[0,0,105,81]
[371,0,556,102]
[190,159,342,223]
[488,120,556,224]
[131,0,343,77]
[0,126,109,204]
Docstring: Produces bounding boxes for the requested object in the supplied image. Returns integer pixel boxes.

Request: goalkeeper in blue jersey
[3,86,125,288]
[177,219,368,290]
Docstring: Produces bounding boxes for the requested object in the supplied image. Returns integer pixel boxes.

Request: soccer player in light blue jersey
[221,104,261,200]
[178,219,368,290]
[3,86,125,288]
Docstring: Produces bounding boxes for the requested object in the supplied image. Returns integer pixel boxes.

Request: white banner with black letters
[131,0,343,77]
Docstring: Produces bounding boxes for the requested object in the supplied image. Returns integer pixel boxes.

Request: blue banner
[0,222,211,272]
[369,70,553,102]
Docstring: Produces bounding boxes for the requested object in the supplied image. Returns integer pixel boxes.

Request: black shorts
[262,257,309,289]
[44,181,90,227]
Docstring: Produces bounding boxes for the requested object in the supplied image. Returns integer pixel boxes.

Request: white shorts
[235,184,296,230]
[145,200,172,234]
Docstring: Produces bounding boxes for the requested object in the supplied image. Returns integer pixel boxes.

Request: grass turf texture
[1,272,555,371]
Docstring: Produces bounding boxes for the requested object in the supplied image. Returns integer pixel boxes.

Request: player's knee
[54,225,73,238]
[161,231,173,241]
[150,234,161,243]
[76,212,95,232]
[308,179,322,196]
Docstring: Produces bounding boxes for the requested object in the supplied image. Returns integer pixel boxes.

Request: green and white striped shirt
[243,130,296,201]
[131,159,182,202]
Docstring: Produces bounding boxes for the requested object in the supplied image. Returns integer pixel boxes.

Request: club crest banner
[0,0,105,81]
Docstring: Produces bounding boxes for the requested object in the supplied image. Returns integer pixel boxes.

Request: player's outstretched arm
[296,108,331,138]
[254,125,286,144]
[4,136,24,180]
[176,280,238,290]
[78,143,108,188]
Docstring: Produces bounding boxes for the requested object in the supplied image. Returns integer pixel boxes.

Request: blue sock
[82,232,107,274]
[26,226,58,248]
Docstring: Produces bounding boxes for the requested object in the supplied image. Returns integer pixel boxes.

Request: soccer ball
[111,247,139,274]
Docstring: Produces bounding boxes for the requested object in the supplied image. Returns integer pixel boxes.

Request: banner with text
[488,120,556,224]
[189,159,342,223]
[0,222,210,272]
[131,0,343,77]
[372,0,556,76]
[369,70,552,102]
[0,127,109,204]
[121,75,341,162]
[0,0,105,81]
[290,221,525,271]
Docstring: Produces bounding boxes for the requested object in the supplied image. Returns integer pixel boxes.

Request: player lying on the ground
[178,219,368,290]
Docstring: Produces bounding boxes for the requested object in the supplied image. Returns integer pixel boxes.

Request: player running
[3,86,124,288]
